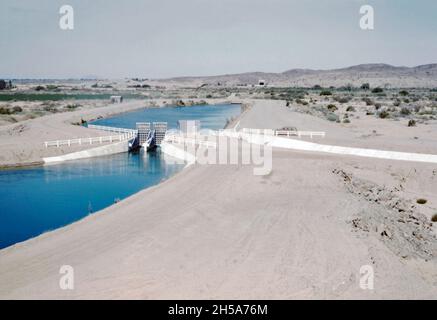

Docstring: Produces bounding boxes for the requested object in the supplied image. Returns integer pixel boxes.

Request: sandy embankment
[0,100,150,168]
[0,100,436,299]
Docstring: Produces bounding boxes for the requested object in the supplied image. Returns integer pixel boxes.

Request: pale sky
[1,0,436,79]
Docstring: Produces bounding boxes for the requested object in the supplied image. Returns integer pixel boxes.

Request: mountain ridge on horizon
[4,63,437,88]
[166,63,437,79]
[160,63,437,88]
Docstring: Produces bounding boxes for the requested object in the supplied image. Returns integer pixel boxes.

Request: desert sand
[0,99,436,299]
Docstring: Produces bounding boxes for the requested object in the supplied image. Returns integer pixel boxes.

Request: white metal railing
[241,128,325,139]
[164,134,217,148]
[242,128,275,136]
[274,130,325,139]
[44,133,135,148]
[87,124,137,135]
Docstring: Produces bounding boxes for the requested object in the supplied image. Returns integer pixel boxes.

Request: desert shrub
[320,90,332,96]
[333,95,352,104]
[378,110,390,119]
[404,98,410,103]
[34,85,45,91]
[431,214,437,222]
[326,113,339,122]
[296,98,308,105]
[408,119,416,127]
[361,83,370,90]
[399,90,409,96]
[374,103,382,110]
[371,87,384,94]
[416,198,427,205]
[43,105,58,113]
[0,107,11,114]
[363,97,374,106]
[343,118,351,123]
[12,106,23,113]
[393,99,401,107]
[327,104,337,111]
[66,104,80,110]
[400,107,411,115]
[346,106,356,112]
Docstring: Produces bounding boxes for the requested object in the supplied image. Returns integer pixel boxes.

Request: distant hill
[159,64,437,88]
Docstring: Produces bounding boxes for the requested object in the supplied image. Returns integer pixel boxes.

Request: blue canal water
[91,103,242,130]
[0,104,241,249]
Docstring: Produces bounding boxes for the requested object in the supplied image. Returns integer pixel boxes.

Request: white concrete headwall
[43,140,130,164]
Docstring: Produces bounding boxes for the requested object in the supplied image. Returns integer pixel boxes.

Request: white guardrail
[87,124,137,134]
[164,134,217,148]
[241,128,325,139]
[44,133,135,148]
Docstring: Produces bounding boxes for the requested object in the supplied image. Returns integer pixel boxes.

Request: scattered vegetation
[65,104,80,110]
[327,104,337,111]
[0,106,23,115]
[416,198,428,205]
[378,110,390,119]
[333,95,352,104]
[408,119,416,127]
[400,107,411,115]
[326,113,339,122]
[360,83,370,90]
[363,97,374,106]
[320,90,332,96]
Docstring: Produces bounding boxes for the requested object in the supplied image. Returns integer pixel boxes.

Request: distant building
[258,79,267,87]
[178,120,200,135]
[110,95,123,103]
